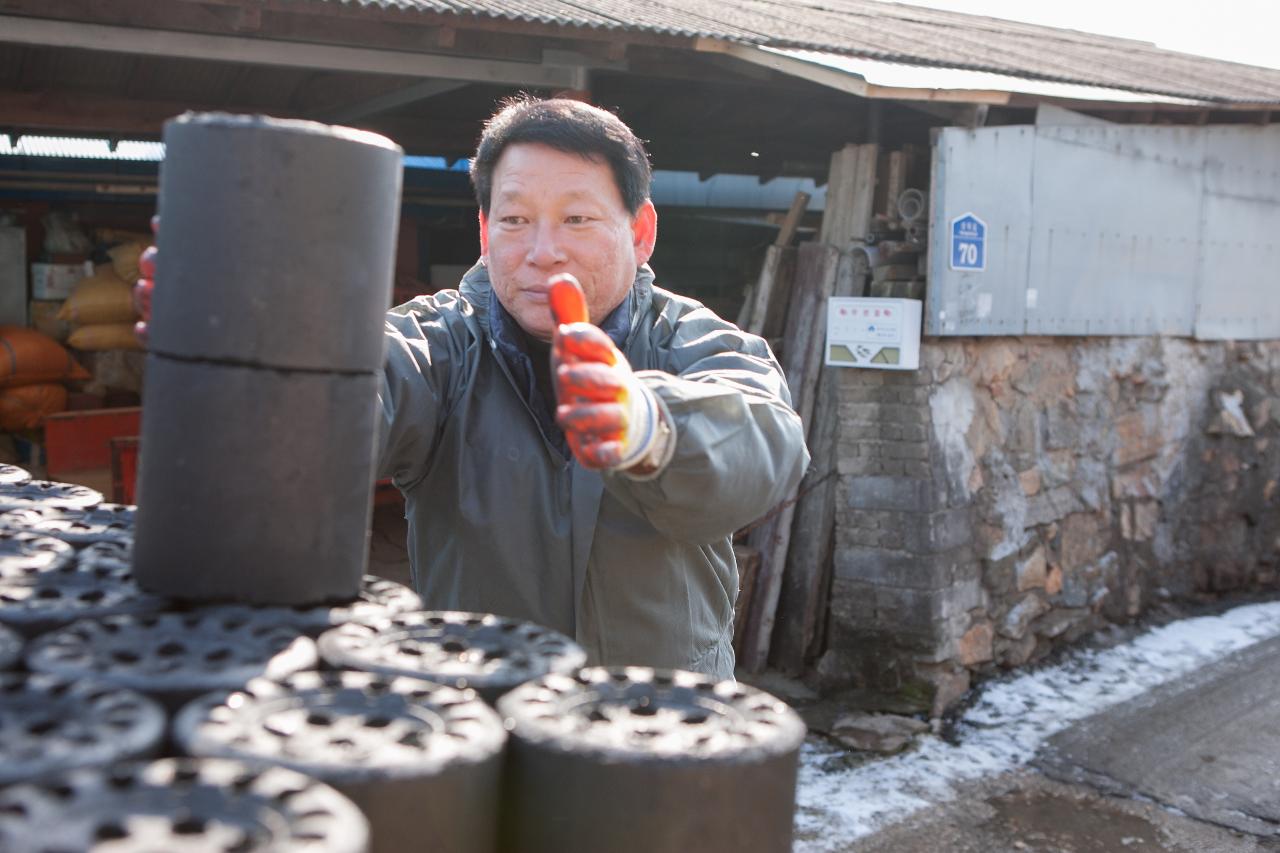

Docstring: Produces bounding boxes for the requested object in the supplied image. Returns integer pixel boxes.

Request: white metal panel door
[926,126,1035,336]
[1025,125,1203,336]
[1194,125,1280,340]
[927,123,1280,339]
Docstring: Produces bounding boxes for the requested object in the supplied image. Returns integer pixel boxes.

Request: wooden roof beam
[0,15,584,89]
[0,90,482,152]
[322,79,469,124]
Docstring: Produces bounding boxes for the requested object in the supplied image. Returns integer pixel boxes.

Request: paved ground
[839,770,1271,853]
[1037,634,1280,839]
[789,600,1280,852]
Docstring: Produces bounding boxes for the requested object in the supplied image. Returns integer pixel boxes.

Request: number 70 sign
[950,213,986,271]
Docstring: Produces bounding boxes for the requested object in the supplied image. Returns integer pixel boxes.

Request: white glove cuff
[613,375,671,472]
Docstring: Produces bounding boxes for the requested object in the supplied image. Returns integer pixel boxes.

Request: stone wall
[818,336,1280,716]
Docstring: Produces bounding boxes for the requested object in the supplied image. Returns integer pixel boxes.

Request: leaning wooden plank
[818,146,851,247]
[746,245,785,337]
[736,279,757,329]
[789,160,871,411]
[819,144,862,251]
[740,243,833,667]
[759,246,798,342]
[775,190,811,248]
[743,191,809,337]
[770,252,864,674]
[741,242,841,672]
[769,144,879,673]
[846,143,878,244]
[781,243,838,427]
[773,418,839,674]
[731,543,762,657]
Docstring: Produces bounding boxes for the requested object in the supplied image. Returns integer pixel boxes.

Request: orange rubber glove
[549,273,670,472]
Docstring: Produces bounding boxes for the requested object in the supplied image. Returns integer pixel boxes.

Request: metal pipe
[896,187,928,224]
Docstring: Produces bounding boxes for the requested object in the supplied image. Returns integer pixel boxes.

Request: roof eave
[698,41,1275,111]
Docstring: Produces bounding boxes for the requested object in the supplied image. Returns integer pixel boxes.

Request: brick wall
[818,337,1280,715]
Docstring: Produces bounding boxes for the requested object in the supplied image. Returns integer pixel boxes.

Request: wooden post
[741,242,840,672]
[770,251,869,673]
[779,144,878,671]
[746,143,878,674]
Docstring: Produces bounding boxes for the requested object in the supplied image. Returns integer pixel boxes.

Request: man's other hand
[549,274,670,473]
[132,215,158,344]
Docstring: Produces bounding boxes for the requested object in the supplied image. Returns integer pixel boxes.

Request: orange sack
[0,326,91,387]
[0,383,68,431]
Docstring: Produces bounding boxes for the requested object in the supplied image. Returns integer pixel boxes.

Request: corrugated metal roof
[0,135,165,160]
[306,0,1280,104]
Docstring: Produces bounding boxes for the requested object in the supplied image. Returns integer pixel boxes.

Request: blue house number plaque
[950,213,986,271]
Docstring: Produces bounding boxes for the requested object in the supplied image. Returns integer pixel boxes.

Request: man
[380,97,807,678]
[142,97,808,677]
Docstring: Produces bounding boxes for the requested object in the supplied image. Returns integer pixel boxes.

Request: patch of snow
[795,601,1280,850]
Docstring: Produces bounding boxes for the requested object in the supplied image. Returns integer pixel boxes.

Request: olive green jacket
[378,264,808,678]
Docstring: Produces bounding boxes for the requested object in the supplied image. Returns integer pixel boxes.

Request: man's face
[479,143,657,341]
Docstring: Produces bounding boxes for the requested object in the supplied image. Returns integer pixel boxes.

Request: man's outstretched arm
[552,279,809,545]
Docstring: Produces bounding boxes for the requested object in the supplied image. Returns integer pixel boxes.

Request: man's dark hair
[471,96,652,216]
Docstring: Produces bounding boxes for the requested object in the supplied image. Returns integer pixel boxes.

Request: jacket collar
[457,262,654,461]
[458,261,655,350]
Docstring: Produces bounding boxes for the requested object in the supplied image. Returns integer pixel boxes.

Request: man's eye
[500,216,527,225]
[565,215,592,224]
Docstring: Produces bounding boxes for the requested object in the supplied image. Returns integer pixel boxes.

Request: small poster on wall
[826,297,922,371]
